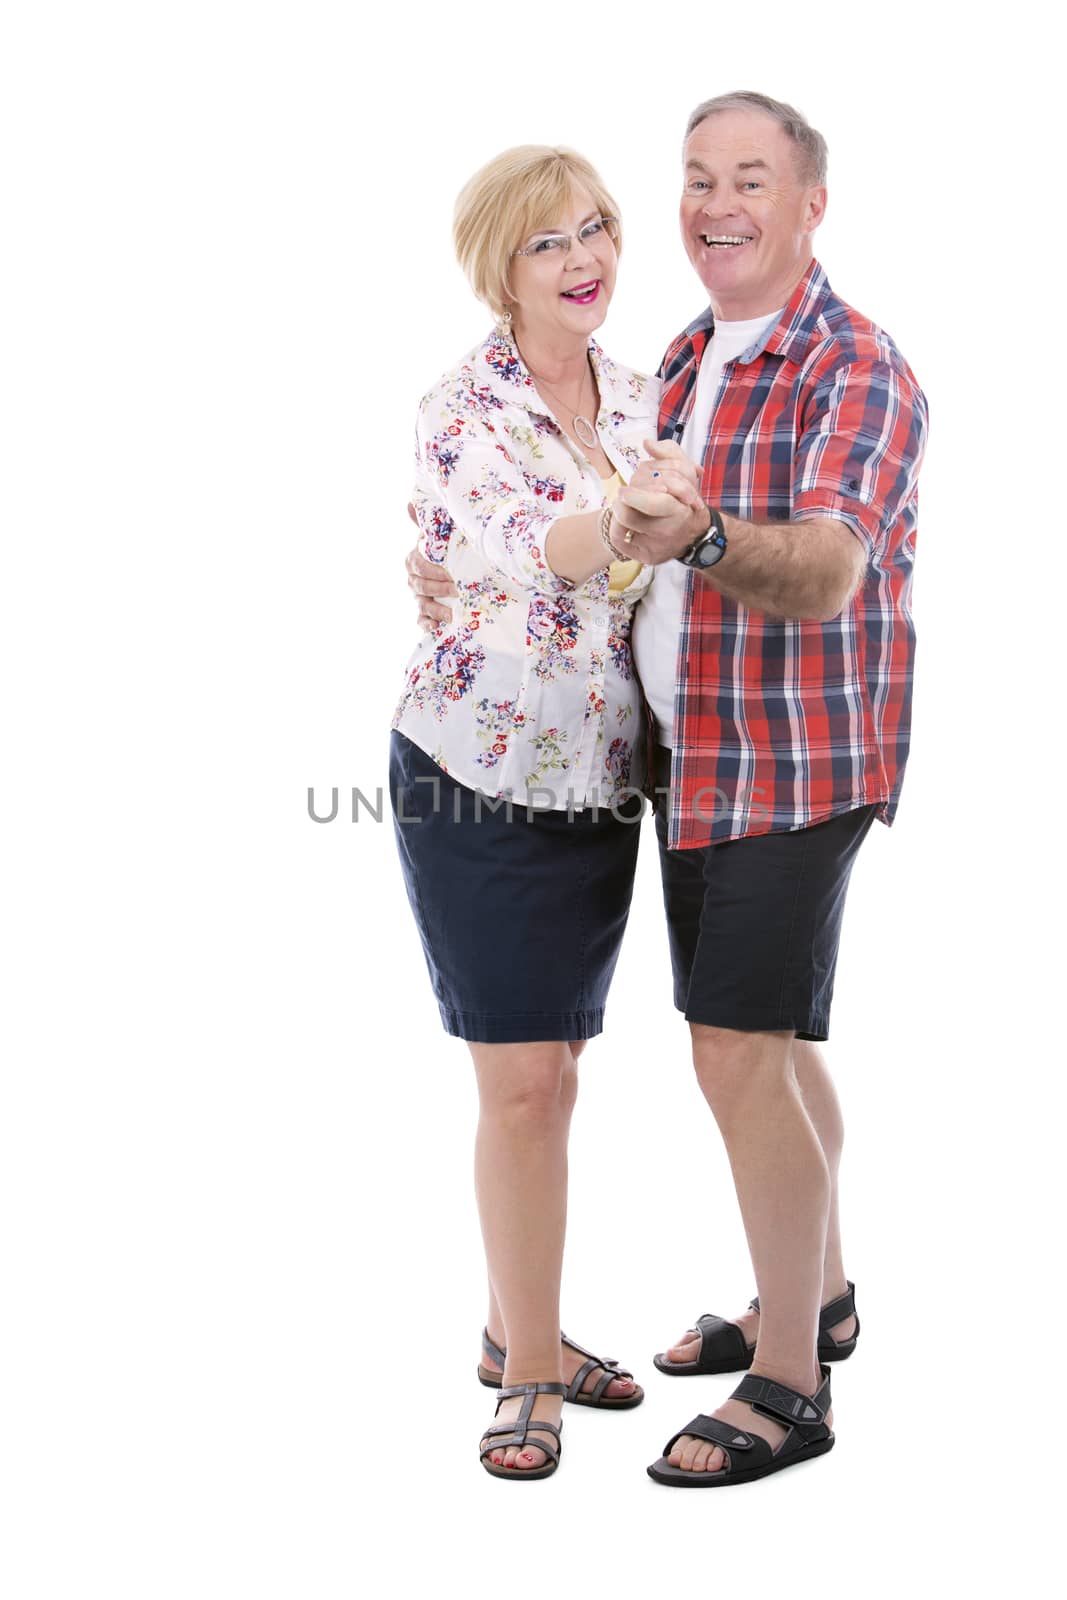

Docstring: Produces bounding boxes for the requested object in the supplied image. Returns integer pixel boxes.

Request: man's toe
[666,1433,727,1473]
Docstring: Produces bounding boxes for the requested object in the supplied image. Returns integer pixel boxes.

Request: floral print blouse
[392,329,661,809]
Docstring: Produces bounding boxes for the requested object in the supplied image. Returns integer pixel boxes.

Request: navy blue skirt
[389,731,642,1043]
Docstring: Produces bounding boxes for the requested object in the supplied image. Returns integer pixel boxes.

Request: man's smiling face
[679,107,827,320]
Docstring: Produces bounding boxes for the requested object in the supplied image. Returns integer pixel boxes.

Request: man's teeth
[703,234,752,247]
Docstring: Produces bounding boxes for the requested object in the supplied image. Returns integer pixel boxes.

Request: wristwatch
[677,504,727,570]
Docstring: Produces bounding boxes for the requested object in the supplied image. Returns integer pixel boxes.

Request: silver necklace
[525,359,600,452]
[572,413,600,451]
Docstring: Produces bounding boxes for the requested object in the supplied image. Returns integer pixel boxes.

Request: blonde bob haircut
[453,145,623,320]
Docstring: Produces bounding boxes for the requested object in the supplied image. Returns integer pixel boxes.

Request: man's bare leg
[665,1025,831,1475]
[662,1036,856,1367]
[792,1039,853,1332]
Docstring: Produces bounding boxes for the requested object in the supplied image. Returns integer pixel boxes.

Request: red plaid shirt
[654,259,928,848]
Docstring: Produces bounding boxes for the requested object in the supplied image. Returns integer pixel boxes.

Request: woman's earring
[497,308,513,333]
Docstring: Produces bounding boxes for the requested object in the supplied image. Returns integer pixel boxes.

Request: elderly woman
[389,146,658,1480]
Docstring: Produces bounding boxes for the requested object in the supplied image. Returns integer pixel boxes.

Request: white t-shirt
[633,307,784,746]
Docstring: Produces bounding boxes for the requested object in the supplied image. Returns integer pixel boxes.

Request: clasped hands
[609,437,709,564]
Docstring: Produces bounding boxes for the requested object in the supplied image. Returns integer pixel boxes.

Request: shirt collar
[760,259,834,363]
[677,259,834,369]
[476,327,648,418]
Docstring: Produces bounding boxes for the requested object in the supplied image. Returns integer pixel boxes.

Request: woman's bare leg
[480,1038,636,1406]
[473,1039,571,1470]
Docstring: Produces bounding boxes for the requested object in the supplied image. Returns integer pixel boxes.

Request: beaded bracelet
[599,504,627,561]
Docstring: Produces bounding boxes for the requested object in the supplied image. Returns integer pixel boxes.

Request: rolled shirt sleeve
[791,355,929,556]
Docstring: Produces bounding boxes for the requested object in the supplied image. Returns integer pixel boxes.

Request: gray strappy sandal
[478,1328,644,1409]
[479,1381,566,1481]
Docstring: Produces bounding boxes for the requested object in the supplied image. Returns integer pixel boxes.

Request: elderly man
[406,91,927,1487]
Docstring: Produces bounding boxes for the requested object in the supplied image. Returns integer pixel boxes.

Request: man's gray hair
[685,91,828,186]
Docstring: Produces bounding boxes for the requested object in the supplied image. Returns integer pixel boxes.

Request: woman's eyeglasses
[512,217,619,259]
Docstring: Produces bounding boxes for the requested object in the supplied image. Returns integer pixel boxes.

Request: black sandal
[479,1381,566,1481]
[652,1281,859,1376]
[647,1365,834,1487]
[478,1329,644,1409]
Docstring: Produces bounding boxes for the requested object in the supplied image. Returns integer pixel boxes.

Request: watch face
[694,534,726,568]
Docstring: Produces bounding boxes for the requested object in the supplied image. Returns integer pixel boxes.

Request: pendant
[573,413,598,451]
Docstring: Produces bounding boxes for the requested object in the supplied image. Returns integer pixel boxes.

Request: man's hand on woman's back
[406,502,457,632]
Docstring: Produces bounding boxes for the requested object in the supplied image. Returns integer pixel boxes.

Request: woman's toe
[604,1376,635,1397]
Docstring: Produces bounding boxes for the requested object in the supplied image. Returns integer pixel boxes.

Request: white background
[2,2,1060,1595]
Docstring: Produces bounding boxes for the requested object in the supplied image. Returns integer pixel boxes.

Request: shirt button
[595,615,608,628]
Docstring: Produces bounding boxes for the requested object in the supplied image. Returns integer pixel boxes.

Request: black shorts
[390,731,641,1044]
[652,745,875,1042]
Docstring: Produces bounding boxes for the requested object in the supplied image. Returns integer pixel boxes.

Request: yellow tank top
[602,472,643,594]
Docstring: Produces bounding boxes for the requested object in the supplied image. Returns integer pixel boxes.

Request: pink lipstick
[561,281,600,304]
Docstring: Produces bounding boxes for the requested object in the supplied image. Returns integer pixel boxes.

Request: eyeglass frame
[511,216,620,259]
